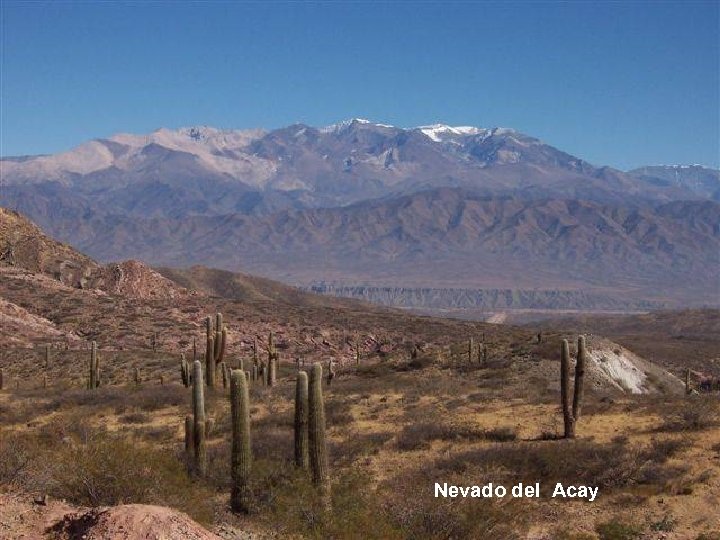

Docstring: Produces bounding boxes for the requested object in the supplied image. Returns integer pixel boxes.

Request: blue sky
[1,1,718,169]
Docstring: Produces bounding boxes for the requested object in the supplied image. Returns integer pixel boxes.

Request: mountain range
[2,119,718,313]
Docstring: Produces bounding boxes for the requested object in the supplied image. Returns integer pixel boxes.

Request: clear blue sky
[1,1,718,169]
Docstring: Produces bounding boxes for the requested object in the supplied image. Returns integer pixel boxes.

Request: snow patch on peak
[415,124,485,142]
[319,118,395,133]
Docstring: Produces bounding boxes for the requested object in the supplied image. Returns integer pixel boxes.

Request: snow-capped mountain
[1,119,717,311]
[4,119,709,209]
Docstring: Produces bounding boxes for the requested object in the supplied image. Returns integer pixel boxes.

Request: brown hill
[39,190,719,310]
[0,207,98,288]
[0,209,491,359]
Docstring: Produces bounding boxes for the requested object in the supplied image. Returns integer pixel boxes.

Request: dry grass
[1,332,719,538]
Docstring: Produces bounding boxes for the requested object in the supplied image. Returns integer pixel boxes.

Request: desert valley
[0,196,719,538]
[1,2,718,538]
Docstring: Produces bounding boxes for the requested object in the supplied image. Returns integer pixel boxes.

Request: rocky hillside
[29,189,718,310]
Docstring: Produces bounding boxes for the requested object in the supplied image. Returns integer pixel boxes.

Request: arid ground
[1,208,719,539]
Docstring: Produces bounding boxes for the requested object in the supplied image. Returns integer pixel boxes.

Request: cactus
[192,360,207,476]
[134,366,141,385]
[294,371,309,469]
[252,363,258,382]
[685,368,692,395]
[572,336,586,420]
[185,415,194,456]
[206,325,215,388]
[355,342,360,365]
[230,369,252,513]
[253,337,258,364]
[560,336,588,439]
[560,339,573,438]
[308,363,330,506]
[214,313,224,359]
[268,356,277,387]
[89,341,98,389]
[221,361,228,389]
[217,326,227,365]
[482,345,488,366]
[327,359,336,386]
[180,353,190,387]
[468,337,474,363]
[0,368,4,390]
[45,344,50,368]
[537,332,543,344]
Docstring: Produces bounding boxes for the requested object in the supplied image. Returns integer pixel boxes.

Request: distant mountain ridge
[1,120,717,312]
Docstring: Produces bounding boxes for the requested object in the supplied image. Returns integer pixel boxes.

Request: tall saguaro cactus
[205,313,227,387]
[327,359,336,386]
[560,339,573,438]
[205,317,215,388]
[230,370,252,513]
[294,371,309,469]
[268,355,277,386]
[572,336,586,420]
[217,325,227,366]
[560,336,587,439]
[192,360,207,476]
[468,337,474,363]
[184,415,193,456]
[89,341,98,389]
[0,368,4,390]
[180,353,191,387]
[309,363,330,507]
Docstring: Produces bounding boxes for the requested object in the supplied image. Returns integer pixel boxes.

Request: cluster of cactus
[88,341,100,389]
[205,313,227,388]
[560,336,587,439]
[176,316,334,512]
